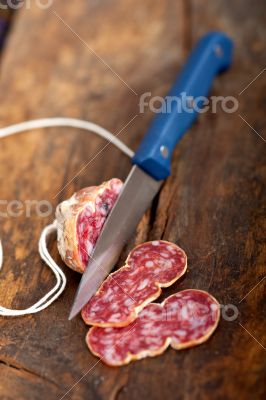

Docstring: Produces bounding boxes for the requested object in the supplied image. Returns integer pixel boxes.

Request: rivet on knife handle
[133,31,233,181]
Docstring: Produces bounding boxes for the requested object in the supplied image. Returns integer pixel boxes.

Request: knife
[69,31,233,319]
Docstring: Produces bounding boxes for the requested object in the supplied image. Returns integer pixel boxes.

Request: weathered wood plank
[0,0,265,399]
[0,1,185,399]
[0,5,13,52]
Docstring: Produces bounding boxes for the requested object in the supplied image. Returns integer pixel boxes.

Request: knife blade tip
[68,303,81,320]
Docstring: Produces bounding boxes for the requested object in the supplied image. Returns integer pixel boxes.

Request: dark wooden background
[0,0,265,399]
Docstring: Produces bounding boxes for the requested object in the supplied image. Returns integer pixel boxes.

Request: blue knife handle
[133,31,233,180]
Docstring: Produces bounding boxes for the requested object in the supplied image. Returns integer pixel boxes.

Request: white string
[0,118,134,158]
[0,118,134,317]
[0,222,66,316]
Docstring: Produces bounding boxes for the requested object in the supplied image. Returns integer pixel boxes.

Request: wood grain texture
[0,0,265,399]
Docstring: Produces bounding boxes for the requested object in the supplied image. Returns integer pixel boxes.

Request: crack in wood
[111,383,127,400]
[0,358,60,389]
[182,0,192,54]
[109,376,128,400]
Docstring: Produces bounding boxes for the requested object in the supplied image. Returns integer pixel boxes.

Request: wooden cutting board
[0,1,265,399]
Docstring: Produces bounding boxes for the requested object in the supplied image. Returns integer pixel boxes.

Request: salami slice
[56,179,123,273]
[86,289,220,366]
[82,241,187,327]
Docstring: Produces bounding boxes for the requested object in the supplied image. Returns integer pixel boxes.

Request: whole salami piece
[56,179,123,273]
[82,241,187,327]
[86,289,220,366]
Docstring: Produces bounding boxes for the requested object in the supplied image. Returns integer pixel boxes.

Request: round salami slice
[82,241,187,327]
[86,289,220,366]
[56,179,123,273]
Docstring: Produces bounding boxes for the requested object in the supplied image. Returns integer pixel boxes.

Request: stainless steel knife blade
[69,165,162,319]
